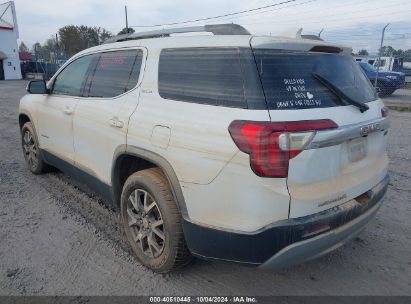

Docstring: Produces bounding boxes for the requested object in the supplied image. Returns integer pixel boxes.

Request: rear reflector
[228,120,338,178]
[302,223,331,238]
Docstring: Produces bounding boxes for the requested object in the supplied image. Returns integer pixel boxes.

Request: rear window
[253,49,377,110]
[158,48,248,108]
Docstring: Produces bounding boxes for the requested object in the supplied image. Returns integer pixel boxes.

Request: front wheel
[376,81,390,97]
[120,168,191,272]
[21,122,48,174]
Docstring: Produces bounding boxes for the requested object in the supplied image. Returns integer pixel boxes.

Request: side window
[86,50,143,98]
[158,48,247,108]
[52,55,95,96]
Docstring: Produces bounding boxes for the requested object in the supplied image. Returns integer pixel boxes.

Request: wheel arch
[18,112,32,131]
[111,145,188,219]
[18,111,42,150]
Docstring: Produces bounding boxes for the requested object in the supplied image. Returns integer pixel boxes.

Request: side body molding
[111,145,189,219]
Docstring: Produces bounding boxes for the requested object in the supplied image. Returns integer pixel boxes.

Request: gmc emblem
[360,123,380,136]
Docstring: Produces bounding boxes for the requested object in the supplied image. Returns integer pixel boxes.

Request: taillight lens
[228,120,338,178]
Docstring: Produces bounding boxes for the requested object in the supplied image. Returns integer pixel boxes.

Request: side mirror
[26,80,49,94]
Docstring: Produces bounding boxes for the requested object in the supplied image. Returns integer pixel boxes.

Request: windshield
[374,59,386,67]
[359,62,377,72]
[253,49,377,110]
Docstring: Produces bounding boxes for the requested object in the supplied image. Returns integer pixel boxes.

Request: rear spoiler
[249,36,352,55]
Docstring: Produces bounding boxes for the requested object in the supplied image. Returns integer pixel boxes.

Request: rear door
[251,40,389,218]
[72,48,145,188]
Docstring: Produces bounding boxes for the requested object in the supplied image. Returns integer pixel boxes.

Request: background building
[0,1,21,80]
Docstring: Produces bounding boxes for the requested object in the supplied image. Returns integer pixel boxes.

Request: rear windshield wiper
[312,73,369,113]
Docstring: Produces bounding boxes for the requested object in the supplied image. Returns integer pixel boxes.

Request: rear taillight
[381,106,389,117]
[228,120,338,178]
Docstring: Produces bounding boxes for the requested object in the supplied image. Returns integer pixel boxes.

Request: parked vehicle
[358,62,406,96]
[355,55,411,77]
[20,61,60,80]
[19,24,389,273]
[374,56,411,76]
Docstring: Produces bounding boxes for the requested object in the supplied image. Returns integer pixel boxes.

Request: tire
[21,122,48,174]
[376,81,390,97]
[385,88,396,96]
[120,168,192,273]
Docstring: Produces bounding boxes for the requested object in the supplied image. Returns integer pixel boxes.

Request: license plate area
[348,138,367,162]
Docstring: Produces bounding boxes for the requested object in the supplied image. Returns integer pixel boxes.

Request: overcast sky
[10,0,411,53]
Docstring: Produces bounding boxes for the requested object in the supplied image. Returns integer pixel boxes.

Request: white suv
[19,24,389,272]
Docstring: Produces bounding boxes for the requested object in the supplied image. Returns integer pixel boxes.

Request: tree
[42,36,59,61]
[376,46,411,62]
[58,25,82,56]
[58,25,113,56]
[357,49,369,56]
[31,42,43,59]
[380,45,395,56]
[78,25,100,48]
[404,49,411,62]
[98,28,113,43]
[45,36,57,50]
[117,27,135,35]
[19,42,29,53]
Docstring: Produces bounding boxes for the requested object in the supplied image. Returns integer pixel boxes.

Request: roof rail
[104,23,250,44]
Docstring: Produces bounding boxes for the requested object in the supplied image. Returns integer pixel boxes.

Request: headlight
[386,75,397,80]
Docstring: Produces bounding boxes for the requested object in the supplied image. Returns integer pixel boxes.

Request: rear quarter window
[253,49,377,110]
[158,48,248,108]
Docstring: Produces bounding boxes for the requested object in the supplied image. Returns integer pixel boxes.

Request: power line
[240,0,411,27]
[319,31,410,36]
[129,0,300,28]
[320,31,411,37]
[229,0,375,23]
[203,0,317,23]
[242,7,411,27]
[324,36,409,41]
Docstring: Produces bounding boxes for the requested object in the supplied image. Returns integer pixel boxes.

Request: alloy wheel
[23,130,38,170]
[126,189,165,258]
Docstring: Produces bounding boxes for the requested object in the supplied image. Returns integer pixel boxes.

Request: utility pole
[375,23,389,88]
[55,33,58,64]
[125,6,129,33]
[35,44,38,74]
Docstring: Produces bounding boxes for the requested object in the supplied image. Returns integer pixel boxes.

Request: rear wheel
[21,122,48,174]
[385,88,396,96]
[120,168,191,272]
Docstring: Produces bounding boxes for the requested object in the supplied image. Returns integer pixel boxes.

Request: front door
[36,54,96,168]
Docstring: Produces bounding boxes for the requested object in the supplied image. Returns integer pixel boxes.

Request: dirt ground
[0,80,410,296]
[383,88,411,104]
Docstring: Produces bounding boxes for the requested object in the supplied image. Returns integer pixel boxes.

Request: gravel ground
[0,80,410,296]
[383,86,411,112]
[382,89,411,106]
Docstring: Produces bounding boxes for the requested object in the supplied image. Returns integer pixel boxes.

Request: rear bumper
[182,175,389,267]
[260,193,382,269]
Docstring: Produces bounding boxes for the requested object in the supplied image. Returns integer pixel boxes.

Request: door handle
[109,117,124,128]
